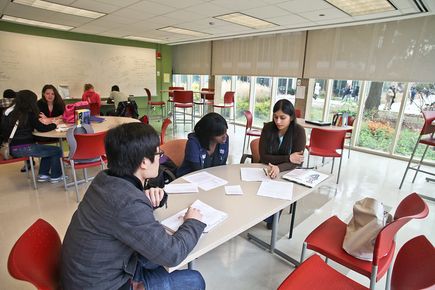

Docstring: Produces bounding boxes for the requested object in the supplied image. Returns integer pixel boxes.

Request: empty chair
[61,131,107,202]
[172,90,194,132]
[160,117,172,145]
[278,235,435,290]
[242,110,262,154]
[306,128,346,183]
[160,139,187,167]
[8,218,61,290]
[193,88,214,120]
[166,86,184,116]
[240,138,260,164]
[295,109,302,118]
[399,110,435,190]
[0,155,37,189]
[300,192,429,290]
[213,91,236,132]
[145,88,165,119]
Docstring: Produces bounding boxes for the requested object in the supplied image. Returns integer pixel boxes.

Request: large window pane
[254,77,272,127]
[327,80,360,122]
[276,77,296,104]
[191,75,201,91]
[235,76,251,123]
[172,74,188,88]
[395,82,435,160]
[308,79,326,120]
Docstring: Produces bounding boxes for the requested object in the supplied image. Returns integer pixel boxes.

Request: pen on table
[263,168,269,177]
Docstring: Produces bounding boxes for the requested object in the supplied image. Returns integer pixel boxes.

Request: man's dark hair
[194,112,227,150]
[111,85,120,92]
[3,89,16,99]
[105,123,160,176]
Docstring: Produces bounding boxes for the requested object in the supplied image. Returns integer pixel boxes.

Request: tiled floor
[0,118,433,290]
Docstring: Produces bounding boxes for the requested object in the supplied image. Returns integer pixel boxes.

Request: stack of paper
[257,180,293,200]
[182,171,227,191]
[164,183,198,194]
[240,167,270,182]
[161,200,228,233]
[282,169,329,188]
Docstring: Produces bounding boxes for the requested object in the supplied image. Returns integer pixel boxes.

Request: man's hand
[289,151,304,164]
[183,207,203,222]
[144,187,165,207]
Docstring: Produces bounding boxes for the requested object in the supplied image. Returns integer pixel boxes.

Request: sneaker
[49,176,65,184]
[37,175,50,182]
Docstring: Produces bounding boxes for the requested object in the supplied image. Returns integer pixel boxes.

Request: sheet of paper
[225,185,243,195]
[256,180,293,200]
[282,169,329,188]
[161,200,228,233]
[240,167,270,182]
[183,171,228,191]
[164,183,198,194]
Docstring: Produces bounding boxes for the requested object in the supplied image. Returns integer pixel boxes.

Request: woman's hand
[267,163,280,179]
[39,116,51,125]
[144,187,165,207]
[289,151,304,164]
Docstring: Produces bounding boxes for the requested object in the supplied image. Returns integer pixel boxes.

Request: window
[308,79,327,120]
[276,77,296,104]
[327,80,360,122]
[234,76,251,123]
[253,77,272,127]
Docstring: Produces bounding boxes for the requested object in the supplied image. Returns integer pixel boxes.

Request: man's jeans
[11,144,62,178]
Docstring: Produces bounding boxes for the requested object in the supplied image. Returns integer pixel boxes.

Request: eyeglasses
[155,150,165,158]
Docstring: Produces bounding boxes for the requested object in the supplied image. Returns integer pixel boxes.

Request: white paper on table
[161,200,228,233]
[240,167,270,182]
[164,183,198,194]
[182,171,228,191]
[225,185,243,195]
[282,169,329,188]
[256,180,293,200]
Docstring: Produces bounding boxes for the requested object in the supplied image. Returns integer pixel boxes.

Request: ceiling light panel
[12,0,106,18]
[325,0,395,16]
[124,36,165,43]
[157,26,210,37]
[1,15,74,30]
[214,12,278,29]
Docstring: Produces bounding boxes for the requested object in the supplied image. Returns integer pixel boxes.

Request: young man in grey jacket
[61,123,206,290]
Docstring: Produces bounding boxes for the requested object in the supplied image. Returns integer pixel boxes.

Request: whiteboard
[0,31,156,98]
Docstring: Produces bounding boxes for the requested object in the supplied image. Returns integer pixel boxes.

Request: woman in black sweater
[37,84,65,124]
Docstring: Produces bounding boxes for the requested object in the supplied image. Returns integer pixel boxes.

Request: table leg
[288,201,297,239]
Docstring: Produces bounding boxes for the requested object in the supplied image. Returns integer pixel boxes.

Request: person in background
[177,112,229,177]
[1,90,63,183]
[61,123,206,290]
[82,83,101,115]
[107,85,129,109]
[259,99,306,229]
[0,89,16,110]
[37,84,65,124]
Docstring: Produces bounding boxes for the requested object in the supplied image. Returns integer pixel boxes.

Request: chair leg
[331,158,335,174]
[399,137,420,189]
[412,144,429,183]
[232,106,236,133]
[370,265,378,290]
[60,158,67,190]
[84,168,88,182]
[325,257,329,264]
[242,134,247,154]
[385,261,393,290]
[337,156,343,184]
[348,136,352,159]
[191,107,194,131]
[29,157,37,190]
[300,242,307,263]
[71,162,80,202]
[307,154,310,168]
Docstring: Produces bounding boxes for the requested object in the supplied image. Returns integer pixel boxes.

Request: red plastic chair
[194,88,215,119]
[61,131,107,202]
[160,139,187,168]
[139,114,149,124]
[172,90,194,132]
[145,88,165,119]
[242,110,262,154]
[160,117,172,145]
[295,109,302,118]
[0,155,37,189]
[8,219,61,290]
[240,138,260,164]
[306,128,347,183]
[279,235,434,290]
[335,114,356,158]
[89,102,101,116]
[213,91,236,132]
[300,193,429,290]
[167,86,184,116]
[399,110,435,190]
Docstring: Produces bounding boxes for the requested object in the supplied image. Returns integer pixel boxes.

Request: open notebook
[161,200,228,233]
[282,169,329,188]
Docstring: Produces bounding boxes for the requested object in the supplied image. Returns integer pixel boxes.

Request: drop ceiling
[0,0,433,45]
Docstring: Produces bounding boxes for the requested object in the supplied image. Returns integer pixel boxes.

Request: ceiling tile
[211,0,268,11]
[149,0,205,9]
[298,8,350,21]
[278,0,333,13]
[267,13,310,26]
[184,2,231,17]
[243,5,292,18]
[70,0,118,13]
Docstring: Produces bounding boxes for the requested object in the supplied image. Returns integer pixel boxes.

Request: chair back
[223,91,235,104]
[144,88,152,102]
[89,103,100,116]
[160,139,187,167]
[420,110,435,135]
[201,88,215,101]
[372,193,428,266]
[173,90,193,104]
[160,118,172,145]
[71,131,107,161]
[295,109,302,118]
[250,138,260,163]
[168,86,184,98]
[244,110,254,131]
[8,219,61,290]
[391,235,435,290]
[309,128,346,151]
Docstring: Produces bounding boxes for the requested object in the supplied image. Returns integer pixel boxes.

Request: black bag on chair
[116,101,139,119]
[147,155,178,188]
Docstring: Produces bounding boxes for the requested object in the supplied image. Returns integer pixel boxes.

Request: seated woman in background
[37,84,65,124]
[2,90,63,183]
[81,83,101,115]
[260,99,306,178]
[177,112,229,177]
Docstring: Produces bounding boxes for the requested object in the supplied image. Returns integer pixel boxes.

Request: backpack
[63,101,89,123]
[147,155,178,188]
[116,101,139,119]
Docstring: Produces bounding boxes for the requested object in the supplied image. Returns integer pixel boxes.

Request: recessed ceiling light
[325,0,395,16]
[157,26,210,37]
[214,12,277,29]
[12,0,105,19]
[124,36,165,43]
[0,15,74,30]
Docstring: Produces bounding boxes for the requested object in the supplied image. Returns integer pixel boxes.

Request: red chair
[306,128,347,183]
[8,219,61,290]
[193,88,214,119]
[0,155,37,189]
[167,86,184,116]
[61,131,107,202]
[160,139,187,168]
[139,114,149,124]
[278,235,434,290]
[172,90,194,132]
[160,117,172,145]
[240,138,260,164]
[335,114,356,158]
[295,109,302,118]
[213,91,236,132]
[399,110,435,191]
[145,88,165,119]
[242,110,262,154]
[300,193,429,290]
